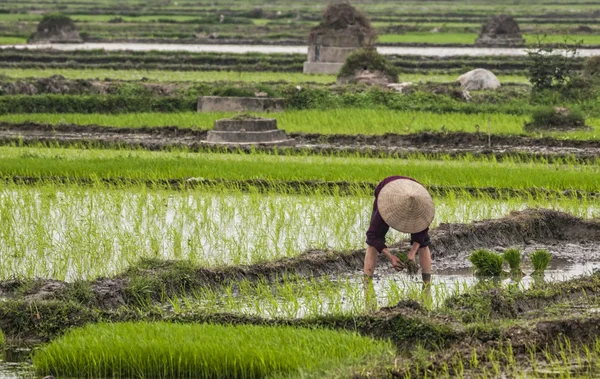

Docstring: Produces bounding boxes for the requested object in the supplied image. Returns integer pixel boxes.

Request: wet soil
[1,122,599,163]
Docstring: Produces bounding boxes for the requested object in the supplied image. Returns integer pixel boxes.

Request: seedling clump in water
[503,248,522,273]
[531,249,552,274]
[469,249,504,276]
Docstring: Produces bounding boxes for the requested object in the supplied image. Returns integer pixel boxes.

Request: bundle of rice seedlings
[469,249,504,276]
[531,249,552,274]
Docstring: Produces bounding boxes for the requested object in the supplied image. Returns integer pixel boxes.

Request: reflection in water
[4,43,600,57]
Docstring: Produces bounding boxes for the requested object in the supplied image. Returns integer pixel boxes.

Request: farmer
[364,176,435,285]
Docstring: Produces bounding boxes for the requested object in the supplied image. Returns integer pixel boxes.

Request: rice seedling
[531,249,552,274]
[0,182,596,280]
[1,145,599,192]
[503,248,522,273]
[33,322,394,378]
[2,110,599,139]
[469,249,504,276]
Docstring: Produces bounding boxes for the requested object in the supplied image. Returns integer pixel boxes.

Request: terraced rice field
[1,0,600,378]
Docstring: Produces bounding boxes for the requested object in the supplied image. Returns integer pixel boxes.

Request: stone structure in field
[475,15,525,47]
[206,115,293,145]
[303,2,376,75]
[197,96,285,113]
[28,13,83,44]
[456,68,501,90]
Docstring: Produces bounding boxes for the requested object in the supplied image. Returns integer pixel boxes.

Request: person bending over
[364,176,435,285]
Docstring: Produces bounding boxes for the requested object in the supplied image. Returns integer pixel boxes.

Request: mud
[1,123,599,163]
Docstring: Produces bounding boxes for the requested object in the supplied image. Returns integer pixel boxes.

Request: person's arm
[381,247,405,271]
[407,242,420,262]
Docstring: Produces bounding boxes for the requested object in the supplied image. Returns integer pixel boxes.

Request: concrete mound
[28,14,83,44]
[304,2,375,75]
[475,14,525,47]
[206,115,293,145]
[456,69,501,90]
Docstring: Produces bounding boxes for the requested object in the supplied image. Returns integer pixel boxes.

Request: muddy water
[5,43,600,57]
[0,347,34,379]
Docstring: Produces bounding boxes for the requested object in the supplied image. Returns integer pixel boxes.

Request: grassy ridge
[33,322,393,378]
[1,111,598,139]
[2,146,598,191]
[0,68,530,83]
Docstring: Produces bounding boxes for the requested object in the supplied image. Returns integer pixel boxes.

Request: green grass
[378,33,478,44]
[33,322,393,378]
[0,36,27,45]
[1,110,598,140]
[378,32,600,45]
[1,146,599,191]
[0,68,336,84]
[0,68,530,84]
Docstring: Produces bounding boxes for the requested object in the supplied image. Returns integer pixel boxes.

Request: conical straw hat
[377,180,435,233]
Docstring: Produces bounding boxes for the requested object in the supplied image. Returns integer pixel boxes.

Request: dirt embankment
[1,122,599,162]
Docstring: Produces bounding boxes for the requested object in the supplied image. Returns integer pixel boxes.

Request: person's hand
[389,255,405,272]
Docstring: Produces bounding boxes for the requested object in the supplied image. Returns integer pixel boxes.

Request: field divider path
[1,122,599,162]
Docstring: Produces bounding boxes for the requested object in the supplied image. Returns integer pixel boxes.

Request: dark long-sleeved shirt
[366,176,429,253]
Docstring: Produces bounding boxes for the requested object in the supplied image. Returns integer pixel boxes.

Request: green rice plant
[0,181,597,280]
[1,145,599,192]
[469,249,504,276]
[531,249,552,274]
[503,248,522,272]
[33,322,394,378]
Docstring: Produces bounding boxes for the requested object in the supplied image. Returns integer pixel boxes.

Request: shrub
[338,47,398,82]
[526,41,579,92]
[469,249,504,276]
[33,322,393,378]
[524,106,587,131]
[583,56,600,79]
[531,249,552,274]
[503,248,521,272]
[0,328,4,348]
[37,13,76,32]
[309,2,376,46]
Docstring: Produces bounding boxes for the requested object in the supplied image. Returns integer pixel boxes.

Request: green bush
[0,328,4,347]
[526,42,579,92]
[0,95,196,114]
[524,106,587,131]
[531,249,552,274]
[338,48,398,82]
[503,248,522,272]
[583,56,600,79]
[33,322,393,378]
[37,13,75,31]
[469,249,504,276]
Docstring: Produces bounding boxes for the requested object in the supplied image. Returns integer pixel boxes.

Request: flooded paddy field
[1,0,600,377]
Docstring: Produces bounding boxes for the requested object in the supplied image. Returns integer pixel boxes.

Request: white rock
[387,82,413,93]
[456,68,501,91]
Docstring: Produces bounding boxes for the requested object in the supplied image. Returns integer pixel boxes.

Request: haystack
[28,13,83,44]
[303,2,376,75]
[475,15,525,47]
